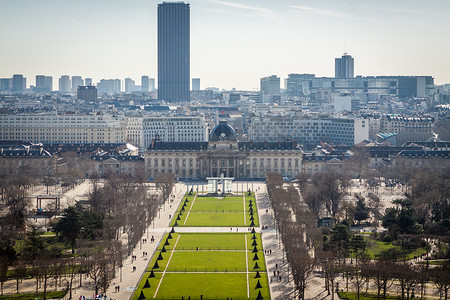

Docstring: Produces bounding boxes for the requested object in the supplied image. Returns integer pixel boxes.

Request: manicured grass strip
[137,233,270,299]
[153,235,181,298]
[189,200,244,212]
[243,193,247,226]
[181,212,248,227]
[151,273,248,300]
[183,194,198,225]
[245,234,249,298]
[0,290,67,300]
[176,233,246,250]
[167,251,246,272]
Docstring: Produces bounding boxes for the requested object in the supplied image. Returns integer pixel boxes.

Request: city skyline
[1,0,449,90]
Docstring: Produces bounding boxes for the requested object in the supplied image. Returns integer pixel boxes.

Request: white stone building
[0,114,126,144]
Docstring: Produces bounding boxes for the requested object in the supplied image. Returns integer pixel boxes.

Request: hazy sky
[1,0,449,90]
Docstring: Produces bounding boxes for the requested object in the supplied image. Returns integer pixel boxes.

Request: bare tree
[291,250,316,300]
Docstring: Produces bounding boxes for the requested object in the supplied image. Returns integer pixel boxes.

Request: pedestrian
[273,271,276,276]
[169,214,171,219]
[277,270,279,276]
[269,249,272,255]
[275,263,278,269]
[118,286,120,292]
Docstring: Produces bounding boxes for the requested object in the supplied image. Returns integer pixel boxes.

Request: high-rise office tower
[59,75,71,93]
[158,2,190,102]
[125,78,136,93]
[149,78,155,91]
[35,75,53,92]
[85,78,93,86]
[72,76,84,93]
[335,53,354,78]
[142,76,150,92]
[192,78,200,91]
[12,74,26,91]
[97,79,121,94]
[260,75,280,94]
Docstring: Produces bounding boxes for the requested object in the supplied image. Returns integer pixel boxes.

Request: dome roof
[210,121,237,141]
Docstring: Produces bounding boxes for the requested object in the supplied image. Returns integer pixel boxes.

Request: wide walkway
[255,183,296,300]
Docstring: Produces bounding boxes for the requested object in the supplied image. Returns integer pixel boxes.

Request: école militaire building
[144,121,304,179]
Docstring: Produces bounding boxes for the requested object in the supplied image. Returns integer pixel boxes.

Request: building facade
[192,78,200,91]
[142,76,150,92]
[157,2,190,102]
[12,74,26,92]
[35,75,53,92]
[335,53,354,78]
[248,116,368,147]
[126,116,208,150]
[77,85,98,101]
[288,75,434,98]
[379,115,434,145]
[97,79,121,94]
[0,114,125,144]
[71,76,83,93]
[144,121,303,179]
[260,75,280,95]
[59,75,71,93]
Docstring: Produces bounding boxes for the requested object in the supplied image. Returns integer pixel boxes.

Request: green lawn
[190,200,244,212]
[168,251,246,272]
[134,273,270,300]
[362,235,427,260]
[138,232,269,299]
[171,193,259,227]
[182,212,249,227]
[159,233,263,251]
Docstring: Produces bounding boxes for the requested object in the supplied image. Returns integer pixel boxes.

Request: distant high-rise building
[85,78,93,86]
[12,74,26,92]
[142,76,150,92]
[260,75,280,95]
[97,79,121,94]
[286,73,316,96]
[35,75,53,92]
[158,2,190,102]
[192,78,200,91]
[0,78,12,91]
[71,76,84,93]
[335,53,354,78]
[59,75,71,93]
[149,78,155,91]
[125,78,136,93]
[77,85,98,101]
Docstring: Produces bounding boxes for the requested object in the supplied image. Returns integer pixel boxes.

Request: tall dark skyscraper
[158,2,190,102]
[335,53,354,78]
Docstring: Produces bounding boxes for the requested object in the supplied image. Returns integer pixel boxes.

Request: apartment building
[0,114,125,144]
[126,116,208,149]
[248,116,368,147]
